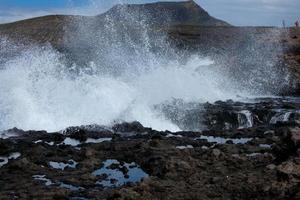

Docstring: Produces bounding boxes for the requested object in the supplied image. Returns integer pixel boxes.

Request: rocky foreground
[1,120,300,199]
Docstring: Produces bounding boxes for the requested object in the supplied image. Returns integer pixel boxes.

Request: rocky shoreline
[1,1,300,199]
[1,120,300,199]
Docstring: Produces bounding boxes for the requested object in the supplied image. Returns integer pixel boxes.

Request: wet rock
[164,98,300,131]
[5,127,26,135]
[1,123,300,199]
[0,140,13,155]
[277,161,300,177]
[264,130,275,136]
[290,127,300,147]
[266,164,276,170]
[272,127,298,163]
[201,145,209,150]
[210,177,222,184]
[112,121,146,133]
[66,129,87,142]
[8,158,30,170]
[212,149,221,157]
[113,188,141,200]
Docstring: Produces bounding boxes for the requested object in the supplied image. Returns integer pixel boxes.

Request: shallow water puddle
[34,140,55,146]
[0,152,21,168]
[246,153,262,157]
[259,144,272,148]
[85,138,112,144]
[196,135,252,144]
[61,138,81,146]
[92,159,148,187]
[176,145,193,150]
[60,137,112,146]
[166,134,183,138]
[33,175,53,186]
[33,175,84,191]
[59,182,84,191]
[49,159,78,170]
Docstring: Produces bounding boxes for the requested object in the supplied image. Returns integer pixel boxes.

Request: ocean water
[0,37,241,131]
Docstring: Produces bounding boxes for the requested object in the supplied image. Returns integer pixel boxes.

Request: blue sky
[0,0,299,26]
[1,0,66,8]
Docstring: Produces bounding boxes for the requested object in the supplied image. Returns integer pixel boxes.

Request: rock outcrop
[100,0,230,27]
[0,1,229,45]
[1,122,300,199]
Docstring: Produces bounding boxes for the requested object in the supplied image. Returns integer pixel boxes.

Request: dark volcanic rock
[290,127,300,147]
[159,98,300,132]
[112,121,148,133]
[0,122,300,199]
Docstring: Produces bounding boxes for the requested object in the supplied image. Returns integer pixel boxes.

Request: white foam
[166,134,183,138]
[0,157,8,167]
[85,138,112,143]
[196,136,252,144]
[176,145,193,150]
[8,152,21,160]
[59,137,113,146]
[34,140,54,146]
[238,110,253,129]
[32,175,53,186]
[0,41,239,132]
[49,159,77,170]
[0,152,21,167]
[270,111,293,124]
[61,138,81,146]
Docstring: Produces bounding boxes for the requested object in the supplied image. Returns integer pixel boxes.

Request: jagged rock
[0,124,300,199]
[290,127,300,147]
[112,121,146,133]
[266,164,276,170]
[0,140,13,155]
[68,129,87,142]
[277,161,300,177]
[115,188,141,200]
[212,149,221,157]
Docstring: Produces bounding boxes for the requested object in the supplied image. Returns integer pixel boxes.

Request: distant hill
[99,0,231,27]
[0,1,230,45]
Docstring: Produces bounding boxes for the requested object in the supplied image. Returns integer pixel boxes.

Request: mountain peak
[102,1,231,27]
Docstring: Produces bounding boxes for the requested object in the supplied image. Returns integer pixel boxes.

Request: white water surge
[0,4,289,132]
[0,36,241,132]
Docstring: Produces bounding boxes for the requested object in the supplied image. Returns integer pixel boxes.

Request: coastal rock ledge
[0,122,300,199]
